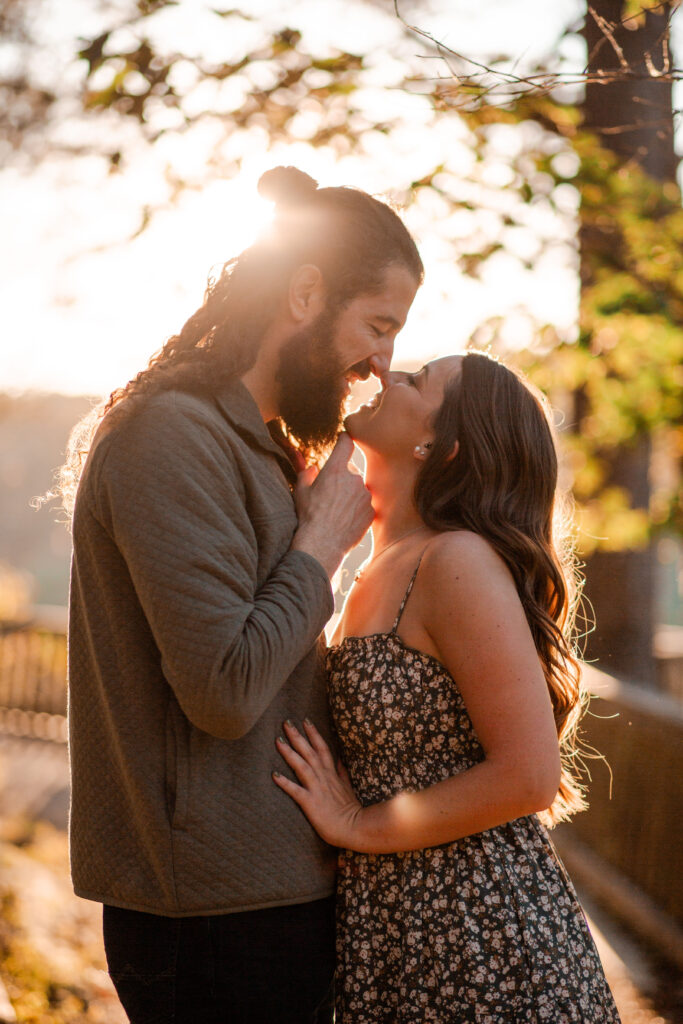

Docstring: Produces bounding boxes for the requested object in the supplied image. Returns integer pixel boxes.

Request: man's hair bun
[257,166,319,207]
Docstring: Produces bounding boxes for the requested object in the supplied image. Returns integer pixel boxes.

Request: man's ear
[288,264,326,323]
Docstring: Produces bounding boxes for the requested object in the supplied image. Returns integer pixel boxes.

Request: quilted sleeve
[93,395,334,740]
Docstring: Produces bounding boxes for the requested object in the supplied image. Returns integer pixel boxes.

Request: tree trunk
[580,0,676,685]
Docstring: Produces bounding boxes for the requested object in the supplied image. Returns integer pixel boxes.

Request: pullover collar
[213,378,300,487]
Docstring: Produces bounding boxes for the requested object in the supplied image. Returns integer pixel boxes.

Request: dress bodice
[326,559,485,805]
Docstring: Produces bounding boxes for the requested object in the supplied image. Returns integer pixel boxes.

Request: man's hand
[291,433,374,578]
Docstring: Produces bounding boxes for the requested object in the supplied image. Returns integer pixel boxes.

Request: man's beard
[275,307,349,460]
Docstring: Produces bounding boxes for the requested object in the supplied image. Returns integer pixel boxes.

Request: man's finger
[296,465,319,489]
[323,431,353,468]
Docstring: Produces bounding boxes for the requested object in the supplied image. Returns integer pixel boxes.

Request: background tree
[578,0,680,683]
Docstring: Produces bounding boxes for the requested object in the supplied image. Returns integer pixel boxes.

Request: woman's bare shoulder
[418,530,516,611]
[422,529,508,574]
[418,532,531,663]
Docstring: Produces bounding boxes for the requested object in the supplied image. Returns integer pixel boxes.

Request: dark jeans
[102,896,335,1024]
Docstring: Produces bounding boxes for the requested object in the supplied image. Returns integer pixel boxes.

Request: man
[67,167,422,1023]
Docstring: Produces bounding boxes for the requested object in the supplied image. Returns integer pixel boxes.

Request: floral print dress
[326,562,621,1024]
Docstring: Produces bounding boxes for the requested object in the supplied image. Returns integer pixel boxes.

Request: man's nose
[368,340,394,380]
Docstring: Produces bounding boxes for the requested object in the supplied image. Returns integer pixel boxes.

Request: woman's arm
[274,531,562,853]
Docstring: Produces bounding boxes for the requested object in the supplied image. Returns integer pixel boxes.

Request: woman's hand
[273,719,363,849]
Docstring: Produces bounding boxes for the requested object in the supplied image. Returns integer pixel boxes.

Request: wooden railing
[552,664,683,966]
[569,666,683,924]
[0,606,68,742]
[654,624,683,702]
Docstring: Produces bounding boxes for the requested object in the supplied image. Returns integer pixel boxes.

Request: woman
[273,352,620,1023]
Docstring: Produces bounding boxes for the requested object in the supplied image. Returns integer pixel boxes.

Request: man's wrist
[291,530,343,580]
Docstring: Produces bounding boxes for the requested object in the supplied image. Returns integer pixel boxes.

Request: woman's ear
[288,264,326,323]
[414,439,459,462]
[446,439,460,462]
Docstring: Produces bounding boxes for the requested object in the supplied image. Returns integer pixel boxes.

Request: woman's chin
[343,409,364,440]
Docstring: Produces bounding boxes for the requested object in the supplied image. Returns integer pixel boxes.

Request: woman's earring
[414,441,433,458]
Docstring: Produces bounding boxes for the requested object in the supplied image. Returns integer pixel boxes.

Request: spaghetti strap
[390,550,428,634]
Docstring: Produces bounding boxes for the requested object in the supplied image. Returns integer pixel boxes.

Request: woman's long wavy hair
[55,168,423,518]
[415,352,587,825]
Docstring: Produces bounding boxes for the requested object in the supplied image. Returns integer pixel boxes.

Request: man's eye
[370,324,384,337]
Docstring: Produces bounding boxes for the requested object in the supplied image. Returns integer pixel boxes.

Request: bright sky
[0,0,679,397]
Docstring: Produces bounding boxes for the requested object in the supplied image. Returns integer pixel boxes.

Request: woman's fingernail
[285,719,296,729]
[304,717,313,727]
[272,771,282,778]
[277,735,285,745]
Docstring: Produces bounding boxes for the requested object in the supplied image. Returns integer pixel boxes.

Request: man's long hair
[56,167,423,517]
[415,352,588,826]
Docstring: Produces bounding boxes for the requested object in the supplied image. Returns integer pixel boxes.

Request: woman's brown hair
[56,167,423,516]
[415,351,587,825]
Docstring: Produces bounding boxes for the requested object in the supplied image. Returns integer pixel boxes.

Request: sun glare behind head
[213,177,276,256]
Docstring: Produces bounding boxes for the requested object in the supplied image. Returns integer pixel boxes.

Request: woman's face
[345,355,463,460]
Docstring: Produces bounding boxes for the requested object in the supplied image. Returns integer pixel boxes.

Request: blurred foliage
[0,0,399,172]
[0,0,55,156]
[2,0,681,551]
[0,823,121,1022]
[520,125,683,552]
[623,0,673,22]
